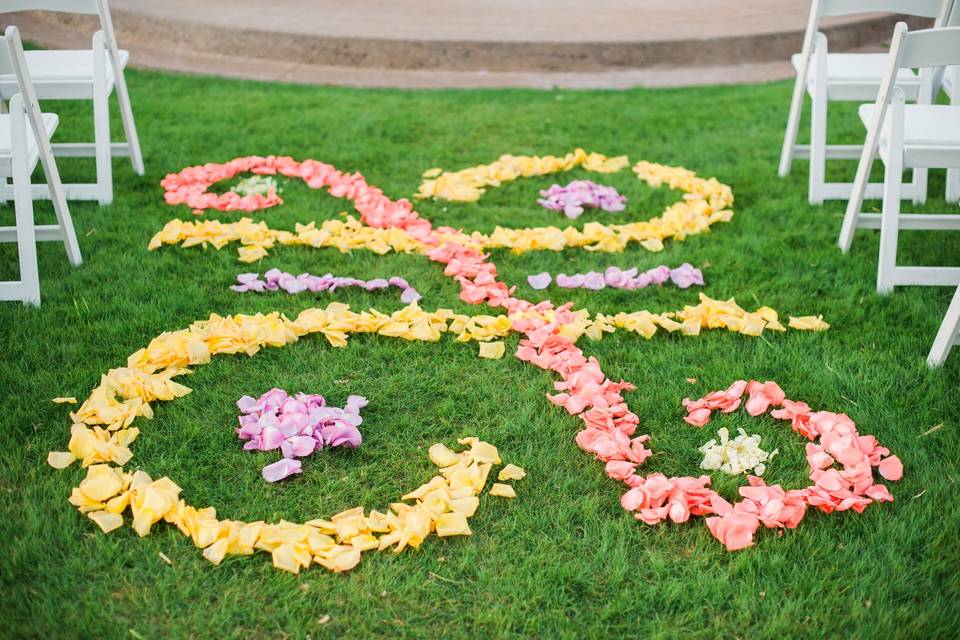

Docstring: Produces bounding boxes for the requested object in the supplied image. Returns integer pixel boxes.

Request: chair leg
[927,285,960,368]
[114,67,144,176]
[12,159,41,307]
[838,160,868,254]
[49,176,82,267]
[36,126,83,267]
[808,79,827,205]
[0,97,7,203]
[876,157,904,296]
[947,169,960,204]
[778,70,807,178]
[92,47,113,206]
[910,168,928,206]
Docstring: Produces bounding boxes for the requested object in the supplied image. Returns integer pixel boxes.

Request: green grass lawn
[1,66,958,639]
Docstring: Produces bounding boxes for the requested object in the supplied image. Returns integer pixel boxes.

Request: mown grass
[0,65,958,639]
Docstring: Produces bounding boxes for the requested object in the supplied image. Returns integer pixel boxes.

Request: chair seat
[859,104,960,168]
[0,112,59,177]
[792,52,921,100]
[0,49,129,99]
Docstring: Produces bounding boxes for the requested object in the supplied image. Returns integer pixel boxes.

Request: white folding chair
[0,26,81,306]
[0,0,144,205]
[838,23,960,295]
[778,0,953,205]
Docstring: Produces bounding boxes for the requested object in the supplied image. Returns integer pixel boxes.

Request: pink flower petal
[262,458,302,482]
[878,455,903,481]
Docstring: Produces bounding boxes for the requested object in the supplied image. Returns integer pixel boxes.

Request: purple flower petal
[527,272,552,290]
[262,458,302,482]
[556,273,584,288]
[231,269,423,303]
[526,264,704,293]
[400,287,422,304]
[236,395,259,413]
[365,278,389,290]
[259,388,288,411]
[669,262,705,288]
[281,435,316,458]
[236,388,367,481]
[345,395,369,414]
[583,272,606,290]
[646,265,672,285]
[259,426,285,451]
[321,422,362,448]
[536,180,627,219]
[277,412,307,437]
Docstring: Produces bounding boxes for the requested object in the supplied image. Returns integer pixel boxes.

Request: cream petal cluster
[699,427,778,476]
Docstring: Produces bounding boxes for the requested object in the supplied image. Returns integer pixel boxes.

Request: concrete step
[2,1,931,88]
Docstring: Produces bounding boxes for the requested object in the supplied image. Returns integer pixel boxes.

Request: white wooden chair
[838,23,960,295]
[0,0,143,205]
[778,0,953,205]
[928,284,960,366]
[0,26,82,306]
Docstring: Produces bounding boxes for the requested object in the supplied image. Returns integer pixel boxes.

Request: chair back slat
[900,26,960,68]
[0,41,13,75]
[0,1,98,14]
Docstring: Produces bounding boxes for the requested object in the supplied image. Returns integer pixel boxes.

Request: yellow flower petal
[788,315,831,331]
[203,538,229,565]
[79,464,125,502]
[52,397,77,404]
[87,510,124,533]
[478,341,506,359]
[449,496,480,517]
[469,441,501,465]
[498,463,526,481]
[47,451,75,469]
[435,512,471,537]
[489,483,516,498]
[428,443,462,467]
[272,543,302,574]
